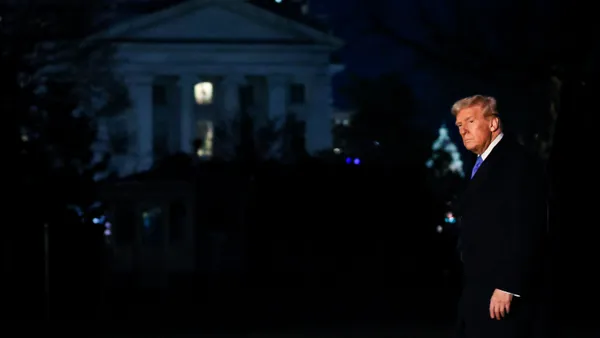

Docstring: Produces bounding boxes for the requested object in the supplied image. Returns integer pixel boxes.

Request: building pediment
[93,0,342,47]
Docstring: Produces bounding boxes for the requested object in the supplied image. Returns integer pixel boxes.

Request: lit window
[194,82,213,104]
[196,120,214,158]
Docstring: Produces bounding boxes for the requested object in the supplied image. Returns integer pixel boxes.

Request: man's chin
[464,143,477,153]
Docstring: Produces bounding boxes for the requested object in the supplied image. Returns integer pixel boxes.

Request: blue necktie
[471,156,483,179]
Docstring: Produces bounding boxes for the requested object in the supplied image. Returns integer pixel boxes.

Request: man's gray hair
[451,95,499,117]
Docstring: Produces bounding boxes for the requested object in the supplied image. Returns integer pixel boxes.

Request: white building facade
[92,0,343,176]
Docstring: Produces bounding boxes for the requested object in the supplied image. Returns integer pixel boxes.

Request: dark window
[289,83,305,104]
[108,119,129,154]
[238,85,254,108]
[153,85,167,105]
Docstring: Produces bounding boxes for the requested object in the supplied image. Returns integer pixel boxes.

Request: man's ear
[489,116,500,132]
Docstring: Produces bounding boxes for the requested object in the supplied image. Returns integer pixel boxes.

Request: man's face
[455,106,498,155]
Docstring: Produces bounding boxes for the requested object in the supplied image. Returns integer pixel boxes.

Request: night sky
[323,0,570,132]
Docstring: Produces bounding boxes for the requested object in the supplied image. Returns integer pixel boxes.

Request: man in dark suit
[452,95,550,338]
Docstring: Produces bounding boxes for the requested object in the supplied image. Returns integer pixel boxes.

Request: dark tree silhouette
[4,0,128,218]
[337,73,435,166]
[2,0,128,320]
[214,111,308,164]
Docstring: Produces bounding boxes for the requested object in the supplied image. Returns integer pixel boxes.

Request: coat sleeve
[494,157,547,296]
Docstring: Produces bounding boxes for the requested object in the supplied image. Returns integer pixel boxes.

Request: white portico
[94,0,342,175]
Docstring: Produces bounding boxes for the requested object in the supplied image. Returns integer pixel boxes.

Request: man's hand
[489,289,513,320]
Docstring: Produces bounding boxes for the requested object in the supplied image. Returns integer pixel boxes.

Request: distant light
[353,158,360,165]
[92,217,100,224]
[444,211,456,224]
[104,229,111,236]
[345,157,351,164]
[436,225,443,233]
[333,148,341,154]
[374,141,379,146]
[275,0,282,3]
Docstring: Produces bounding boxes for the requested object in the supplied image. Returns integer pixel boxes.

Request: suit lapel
[460,138,509,210]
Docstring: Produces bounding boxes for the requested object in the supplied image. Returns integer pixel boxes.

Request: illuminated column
[125,74,154,172]
[177,74,199,154]
[266,74,288,157]
[221,74,246,121]
[267,74,287,121]
[305,73,333,154]
[214,74,246,158]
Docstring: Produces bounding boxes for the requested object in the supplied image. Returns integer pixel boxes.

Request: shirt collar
[480,133,504,161]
